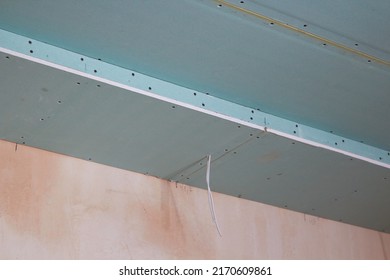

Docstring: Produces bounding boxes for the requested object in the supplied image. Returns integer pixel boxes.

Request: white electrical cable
[207,155,222,237]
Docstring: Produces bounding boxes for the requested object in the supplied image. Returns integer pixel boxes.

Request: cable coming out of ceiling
[207,154,222,237]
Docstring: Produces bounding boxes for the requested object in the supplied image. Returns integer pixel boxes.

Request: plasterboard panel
[244,0,390,55]
[0,53,259,179]
[180,133,390,232]
[1,52,389,233]
[0,0,389,150]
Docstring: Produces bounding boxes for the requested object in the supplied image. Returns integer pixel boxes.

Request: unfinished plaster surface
[0,139,389,259]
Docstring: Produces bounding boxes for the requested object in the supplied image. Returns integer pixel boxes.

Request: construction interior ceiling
[0,0,389,232]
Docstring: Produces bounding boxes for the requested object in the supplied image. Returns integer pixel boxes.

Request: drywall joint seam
[216,0,390,66]
[0,29,389,168]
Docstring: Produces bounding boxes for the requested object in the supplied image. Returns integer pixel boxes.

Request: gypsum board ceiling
[0,0,389,150]
[176,133,390,233]
[1,52,390,233]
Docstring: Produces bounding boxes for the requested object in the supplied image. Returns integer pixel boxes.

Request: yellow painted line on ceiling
[216,0,390,67]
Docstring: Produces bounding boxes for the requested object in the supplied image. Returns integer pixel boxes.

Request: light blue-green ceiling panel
[233,0,390,56]
[178,134,390,232]
[1,52,389,233]
[1,29,388,168]
[0,54,260,179]
[0,0,389,150]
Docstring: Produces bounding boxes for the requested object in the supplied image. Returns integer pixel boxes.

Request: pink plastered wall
[0,139,389,259]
